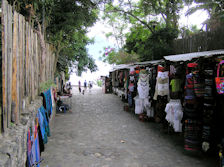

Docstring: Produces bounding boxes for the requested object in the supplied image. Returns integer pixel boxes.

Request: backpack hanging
[215,60,224,94]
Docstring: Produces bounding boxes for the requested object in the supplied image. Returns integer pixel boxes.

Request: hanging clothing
[134,96,153,117]
[170,79,181,93]
[137,70,149,99]
[153,71,169,100]
[134,96,144,114]
[165,99,183,132]
[170,65,177,76]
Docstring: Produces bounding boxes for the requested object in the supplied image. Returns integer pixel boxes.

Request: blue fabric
[37,109,48,144]
[35,132,40,167]
[39,106,51,138]
[44,89,53,116]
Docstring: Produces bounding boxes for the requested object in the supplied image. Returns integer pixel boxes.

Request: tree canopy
[7,0,100,77]
[4,0,224,67]
[101,0,223,64]
[101,0,182,63]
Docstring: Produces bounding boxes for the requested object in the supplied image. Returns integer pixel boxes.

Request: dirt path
[41,87,217,167]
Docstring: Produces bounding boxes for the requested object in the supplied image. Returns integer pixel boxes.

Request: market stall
[164,49,224,153]
[110,49,224,156]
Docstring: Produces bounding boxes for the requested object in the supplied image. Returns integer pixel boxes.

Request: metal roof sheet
[110,64,133,72]
[134,59,164,65]
[110,59,164,72]
[164,49,224,62]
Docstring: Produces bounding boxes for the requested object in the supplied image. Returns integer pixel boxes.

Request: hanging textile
[134,70,154,117]
[165,99,183,132]
[43,89,53,116]
[153,71,169,100]
[39,106,51,137]
[137,70,149,99]
[37,108,48,144]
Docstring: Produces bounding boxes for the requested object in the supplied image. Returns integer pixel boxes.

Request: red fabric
[157,65,165,72]
[187,63,198,68]
[135,66,140,74]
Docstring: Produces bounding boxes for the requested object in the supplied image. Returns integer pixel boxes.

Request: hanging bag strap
[217,60,224,77]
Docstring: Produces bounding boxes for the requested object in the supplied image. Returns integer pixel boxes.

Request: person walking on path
[83,80,87,95]
[78,81,81,93]
[88,81,92,92]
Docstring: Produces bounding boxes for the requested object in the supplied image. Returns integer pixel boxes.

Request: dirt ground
[41,87,218,167]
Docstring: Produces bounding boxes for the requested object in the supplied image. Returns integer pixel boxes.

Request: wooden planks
[1,0,56,132]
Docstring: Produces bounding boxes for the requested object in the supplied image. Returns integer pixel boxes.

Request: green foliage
[101,48,140,65]
[97,80,102,87]
[39,80,56,93]
[125,24,178,61]
[102,0,182,62]
[10,0,99,76]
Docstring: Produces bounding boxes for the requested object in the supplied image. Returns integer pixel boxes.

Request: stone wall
[0,93,55,167]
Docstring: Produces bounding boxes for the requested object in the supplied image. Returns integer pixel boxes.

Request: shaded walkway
[42,87,217,167]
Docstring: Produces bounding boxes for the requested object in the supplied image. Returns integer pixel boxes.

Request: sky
[69,4,209,86]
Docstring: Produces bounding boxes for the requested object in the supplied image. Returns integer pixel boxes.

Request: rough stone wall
[0,95,55,167]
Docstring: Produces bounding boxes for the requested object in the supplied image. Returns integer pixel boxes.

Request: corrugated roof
[164,49,224,62]
[110,59,164,72]
[110,64,133,72]
[134,59,164,65]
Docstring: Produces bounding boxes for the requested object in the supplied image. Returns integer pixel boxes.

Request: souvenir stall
[164,49,224,154]
[110,64,132,101]
[131,60,163,120]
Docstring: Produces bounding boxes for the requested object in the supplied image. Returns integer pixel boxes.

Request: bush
[39,80,56,93]
[97,80,103,87]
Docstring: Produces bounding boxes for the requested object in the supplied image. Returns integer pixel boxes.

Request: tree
[125,23,177,61]
[102,0,182,62]
[7,0,100,77]
[100,48,140,64]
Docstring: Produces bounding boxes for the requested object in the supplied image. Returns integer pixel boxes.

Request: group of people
[62,82,72,96]
[78,80,93,95]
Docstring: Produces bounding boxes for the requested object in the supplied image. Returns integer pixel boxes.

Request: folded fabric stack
[184,65,203,152]
[201,68,215,152]
[184,119,202,151]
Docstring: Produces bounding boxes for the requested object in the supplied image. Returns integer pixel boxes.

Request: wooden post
[2,0,8,132]
[25,22,29,97]
[7,4,13,127]
[12,11,19,123]
[18,14,24,121]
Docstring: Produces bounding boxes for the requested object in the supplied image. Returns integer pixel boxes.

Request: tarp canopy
[164,49,224,62]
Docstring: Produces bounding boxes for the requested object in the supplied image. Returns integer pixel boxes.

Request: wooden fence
[1,0,56,132]
[173,27,224,54]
